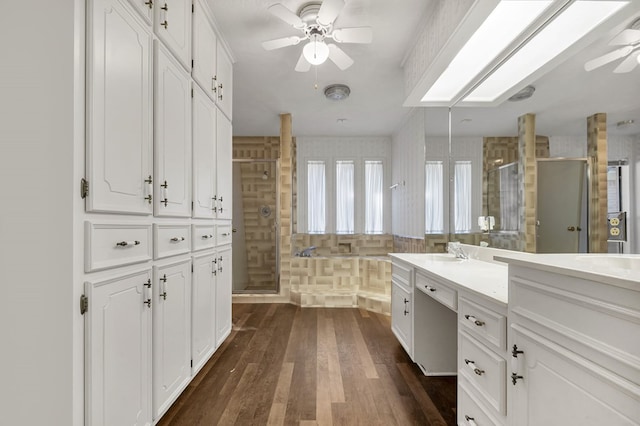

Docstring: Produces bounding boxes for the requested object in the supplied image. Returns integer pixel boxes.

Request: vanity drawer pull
[464,358,485,376]
[116,240,140,247]
[425,285,436,292]
[170,236,185,242]
[464,314,485,327]
[202,234,213,239]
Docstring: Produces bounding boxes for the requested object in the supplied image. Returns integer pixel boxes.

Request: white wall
[0,1,80,424]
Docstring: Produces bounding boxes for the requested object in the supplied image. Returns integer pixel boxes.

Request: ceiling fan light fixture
[303,34,330,65]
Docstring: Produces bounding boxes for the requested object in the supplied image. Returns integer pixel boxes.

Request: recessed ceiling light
[508,85,535,101]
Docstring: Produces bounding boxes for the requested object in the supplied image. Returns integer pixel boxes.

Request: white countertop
[494,252,640,291]
[389,253,509,305]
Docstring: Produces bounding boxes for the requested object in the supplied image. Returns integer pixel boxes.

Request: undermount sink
[422,254,464,262]
[575,255,640,271]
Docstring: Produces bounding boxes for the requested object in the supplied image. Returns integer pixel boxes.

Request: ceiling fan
[584,18,640,73]
[262,0,373,72]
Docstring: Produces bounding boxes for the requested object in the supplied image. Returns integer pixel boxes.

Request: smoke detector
[324,84,350,101]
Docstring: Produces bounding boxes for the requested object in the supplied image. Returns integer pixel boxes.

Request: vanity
[390,246,640,426]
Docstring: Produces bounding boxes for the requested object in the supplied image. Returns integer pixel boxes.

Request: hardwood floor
[159,304,456,425]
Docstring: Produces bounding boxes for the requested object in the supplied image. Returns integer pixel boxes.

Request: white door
[154,42,192,217]
[509,325,639,426]
[87,0,153,215]
[536,159,587,253]
[123,0,153,24]
[85,269,152,426]
[216,110,233,220]
[153,0,191,70]
[152,259,192,420]
[191,252,216,374]
[391,280,412,357]
[215,42,233,120]
[215,246,232,347]
[192,0,217,100]
[192,84,217,219]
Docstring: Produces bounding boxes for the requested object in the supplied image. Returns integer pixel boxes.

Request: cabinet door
[391,280,412,358]
[154,42,192,217]
[215,42,233,120]
[192,252,216,374]
[124,0,153,25]
[215,109,233,220]
[154,0,191,69]
[153,259,192,420]
[509,325,639,426]
[215,246,232,347]
[192,85,217,219]
[192,0,217,100]
[87,0,153,215]
[85,269,152,426]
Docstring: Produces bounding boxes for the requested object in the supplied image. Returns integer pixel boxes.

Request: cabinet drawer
[459,331,506,415]
[392,261,411,286]
[217,224,232,246]
[459,297,506,352]
[458,378,503,426]
[85,222,152,272]
[192,224,216,251]
[154,224,191,259]
[416,271,457,311]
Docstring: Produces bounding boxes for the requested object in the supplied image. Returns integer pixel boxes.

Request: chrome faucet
[296,246,317,257]
[448,242,468,260]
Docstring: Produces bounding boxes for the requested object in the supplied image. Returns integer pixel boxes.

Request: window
[454,161,472,233]
[307,161,326,233]
[425,161,444,233]
[365,160,383,234]
[336,161,354,234]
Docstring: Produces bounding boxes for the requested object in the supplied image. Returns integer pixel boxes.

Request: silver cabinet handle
[202,234,213,239]
[170,236,185,242]
[221,232,230,237]
[159,274,167,300]
[464,359,484,376]
[464,415,478,426]
[425,285,436,292]
[160,181,168,207]
[116,240,140,247]
[464,314,485,327]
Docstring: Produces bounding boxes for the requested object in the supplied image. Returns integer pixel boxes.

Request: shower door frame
[232,159,280,294]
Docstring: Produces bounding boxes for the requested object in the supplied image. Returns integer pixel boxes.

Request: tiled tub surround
[290,234,393,313]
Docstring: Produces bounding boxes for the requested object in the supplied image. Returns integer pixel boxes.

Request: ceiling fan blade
[613,50,640,73]
[608,28,640,46]
[584,46,633,71]
[267,4,304,28]
[295,52,311,72]
[332,27,373,44]
[328,43,354,70]
[317,0,345,26]
[262,36,303,51]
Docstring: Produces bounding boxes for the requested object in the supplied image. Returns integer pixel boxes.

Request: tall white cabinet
[82,0,234,424]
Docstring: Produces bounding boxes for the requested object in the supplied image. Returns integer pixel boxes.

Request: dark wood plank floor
[159,304,456,425]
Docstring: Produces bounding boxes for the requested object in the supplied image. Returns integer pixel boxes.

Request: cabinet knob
[464,314,485,327]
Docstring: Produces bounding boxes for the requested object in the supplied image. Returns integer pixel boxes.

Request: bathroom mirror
[486,161,519,232]
[441,14,640,254]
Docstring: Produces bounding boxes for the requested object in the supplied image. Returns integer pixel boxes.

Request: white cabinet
[192,0,218,101]
[152,259,192,420]
[215,42,233,120]
[215,245,232,346]
[154,42,192,217]
[192,84,217,219]
[216,110,233,220]
[191,252,217,374]
[86,0,153,215]
[507,266,640,426]
[154,0,192,70]
[124,0,153,24]
[391,261,413,359]
[85,269,153,426]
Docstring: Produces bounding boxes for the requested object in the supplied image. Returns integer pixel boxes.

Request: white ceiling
[208,0,640,138]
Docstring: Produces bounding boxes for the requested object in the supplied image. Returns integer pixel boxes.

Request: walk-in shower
[232,159,280,293]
